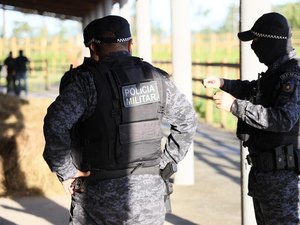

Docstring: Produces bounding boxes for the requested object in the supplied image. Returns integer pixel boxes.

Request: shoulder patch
[282,80,295,93]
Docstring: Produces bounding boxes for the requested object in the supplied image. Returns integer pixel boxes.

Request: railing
[153,60,240,130]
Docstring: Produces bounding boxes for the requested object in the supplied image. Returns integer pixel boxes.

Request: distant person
[14,50,30,96]
[203,12,300,225]
[3,51,15,94]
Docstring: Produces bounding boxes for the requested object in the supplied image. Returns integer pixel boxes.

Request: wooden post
[220,60,228,128]
[171,0,194,185]
[44,60,49,91]
[240,0,271,224]
[205,60,213,124]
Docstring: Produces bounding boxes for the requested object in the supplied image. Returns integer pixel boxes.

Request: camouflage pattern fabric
[43,53,198,224]
[70,175,165,225]
[249,170,300,225]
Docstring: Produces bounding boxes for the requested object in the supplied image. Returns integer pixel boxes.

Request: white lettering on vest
[122,81,160,108]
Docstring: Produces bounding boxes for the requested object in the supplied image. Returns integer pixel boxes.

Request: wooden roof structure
[0,0,119,21]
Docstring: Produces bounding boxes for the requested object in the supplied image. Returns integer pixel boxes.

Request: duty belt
[89,166,160,180]
[71,166,161,193]
[246,145,296,172]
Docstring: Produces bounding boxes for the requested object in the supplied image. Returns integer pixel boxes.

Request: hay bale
[0,94,64,197]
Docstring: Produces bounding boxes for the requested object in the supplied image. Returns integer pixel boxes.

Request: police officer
[203,12,300,225]
[14,50,30,96]
[3,51,15,94]
[43,15,197,225]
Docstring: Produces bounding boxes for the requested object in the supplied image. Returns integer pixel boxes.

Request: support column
[104,0,113,15]
[95,3,104,19]
[239,0,270,224]
[171,0,194,185]
[82,13,94,58]
[136,0,152,63]
[119,0,131,22]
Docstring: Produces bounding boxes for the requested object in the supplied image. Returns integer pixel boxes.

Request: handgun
[160,162,177,181]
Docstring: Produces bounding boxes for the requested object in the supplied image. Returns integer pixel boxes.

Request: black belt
[89,166,160,180]
[247,145,296,172]
[246,153,276,172]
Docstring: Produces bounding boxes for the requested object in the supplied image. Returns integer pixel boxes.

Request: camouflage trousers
[69,174,166,225]
[248,169,300,225]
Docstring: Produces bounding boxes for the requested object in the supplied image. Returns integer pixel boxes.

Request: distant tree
[36,22,49,38]
[12,21,33,38]
[56,20,81,39]
[273,2,300,30]
[191,7,210,33]
[217,3,239,34]
[152,22,165,36]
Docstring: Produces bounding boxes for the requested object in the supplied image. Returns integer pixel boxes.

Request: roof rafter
[0,0,119,21]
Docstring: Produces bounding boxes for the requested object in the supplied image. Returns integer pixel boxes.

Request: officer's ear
[89,43,100,61]
[127,39,133,54]
[90,43,97,54]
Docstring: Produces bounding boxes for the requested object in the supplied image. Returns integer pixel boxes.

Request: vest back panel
[77,56,166,170]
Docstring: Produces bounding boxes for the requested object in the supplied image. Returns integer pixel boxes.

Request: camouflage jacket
[43,52,198,181]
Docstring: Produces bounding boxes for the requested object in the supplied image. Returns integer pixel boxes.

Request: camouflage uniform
[222,51,300,225]
[43,51,198,225]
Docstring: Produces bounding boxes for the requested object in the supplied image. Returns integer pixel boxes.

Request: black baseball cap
[83,15,132,47]
[238,12,292,42]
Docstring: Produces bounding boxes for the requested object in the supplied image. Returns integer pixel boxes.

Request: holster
[164,181,173,213]
[160,162,177,213]
[236,120,250,142]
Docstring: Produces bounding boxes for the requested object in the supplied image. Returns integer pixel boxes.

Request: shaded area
[0,94,41,196]
[0,196,70,225]
[0,217,17,225]
[166,213,199,225]
[161,122,241,225]
[194,122,240,185]
[0,93,70,225]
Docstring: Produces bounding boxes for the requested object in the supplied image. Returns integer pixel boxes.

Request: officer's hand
[202,76,224,88]
[213,91,235,112]
[62,170,90,195]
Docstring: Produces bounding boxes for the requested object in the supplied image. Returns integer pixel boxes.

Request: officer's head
[238,12,293,66]
[83,15,132,60]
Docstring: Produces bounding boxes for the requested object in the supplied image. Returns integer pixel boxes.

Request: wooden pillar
[119,0,130,21]
[136,0,152,63]
[239,0,270,224]
[171,0,194,185]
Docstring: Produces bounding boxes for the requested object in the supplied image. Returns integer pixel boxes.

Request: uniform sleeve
[160,77,198,168]
[230,75,300,132]
[222,78,257,99]
[43,71,95,181]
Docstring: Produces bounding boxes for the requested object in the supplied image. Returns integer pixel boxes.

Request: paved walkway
[0,120,241,225]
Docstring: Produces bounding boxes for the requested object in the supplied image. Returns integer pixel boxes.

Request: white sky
[0,0,299,37]
[150,0,300,32]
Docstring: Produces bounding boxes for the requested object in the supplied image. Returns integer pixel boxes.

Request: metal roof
[0,0,118,21]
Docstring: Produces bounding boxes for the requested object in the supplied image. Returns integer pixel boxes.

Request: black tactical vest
[242,58,300,152]
[74,56,166,170]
